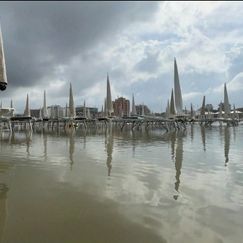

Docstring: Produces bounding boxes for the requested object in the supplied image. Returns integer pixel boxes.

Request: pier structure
[11,113,240,134]
[0,95,241,135]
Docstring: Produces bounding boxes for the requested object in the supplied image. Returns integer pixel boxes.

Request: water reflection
[0,131,32,148]
[0,132,9,144]
[200,126,206,151]
[8,131,32,155]
[170,131,176,160]
[174,134,183,192]
[190,124,194,142]
[233,126,236,142]
[0,183,8,242]
[105,128,113,176]
[219,125,224,143]
[169,131,185,200]
[43,132,47,160]
[0,126,242,242]
[68,131,75,170]
[83,132,86,150]
[224,127,230,167]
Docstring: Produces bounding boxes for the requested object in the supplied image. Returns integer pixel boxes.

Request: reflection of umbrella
[233,126,236,142]
[43,132,47,160]
[175,135,183,193]
[69,132,75,170]
[170,131,176,160]
[200,126,206,151]
[224,127,230,166]
[190,124,194,142]
[0,183,8,241]
[83,133,86,149]
[105,129,113,176]
[26,132,31,155]
[167,131,185,200]
[9,131,32,154]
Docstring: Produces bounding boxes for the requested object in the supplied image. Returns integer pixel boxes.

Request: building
[47,105,65,119]
[113,97,130,117]
[136,104,150,116]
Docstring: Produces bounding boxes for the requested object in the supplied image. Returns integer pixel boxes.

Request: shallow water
[0,125,243,243]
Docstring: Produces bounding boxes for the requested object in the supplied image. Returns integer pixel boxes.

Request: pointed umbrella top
[174,58,183,115]
[104,97,107,117]
[24,94,30,117]
[224,83,230,118]
[65,103,68,117]
[170,88,176,116]
[39,106,42,119]
[190,103,194,118]
[106,74,113,116]
[43,90,48,118]
[131,93,137,115]
[200,96,206,116]
[69,82,76,118]
[10,99,14,116]
[166,99,170,118]
[83,99,86,118]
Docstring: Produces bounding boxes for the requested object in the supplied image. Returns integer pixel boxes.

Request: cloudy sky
[0,1,243,113]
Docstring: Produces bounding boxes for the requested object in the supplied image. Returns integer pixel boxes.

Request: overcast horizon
[1,1,243,114]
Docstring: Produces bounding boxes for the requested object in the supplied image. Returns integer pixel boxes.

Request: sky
[0,1,243,114]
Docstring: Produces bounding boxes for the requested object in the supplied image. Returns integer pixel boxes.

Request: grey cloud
[0,1,158,94]
[228,51,243,80]
[135,52,160,73]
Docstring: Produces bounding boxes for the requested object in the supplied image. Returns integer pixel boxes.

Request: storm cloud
[0,2,158,97]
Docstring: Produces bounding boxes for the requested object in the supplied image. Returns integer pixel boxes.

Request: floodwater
[0,124,243,243]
